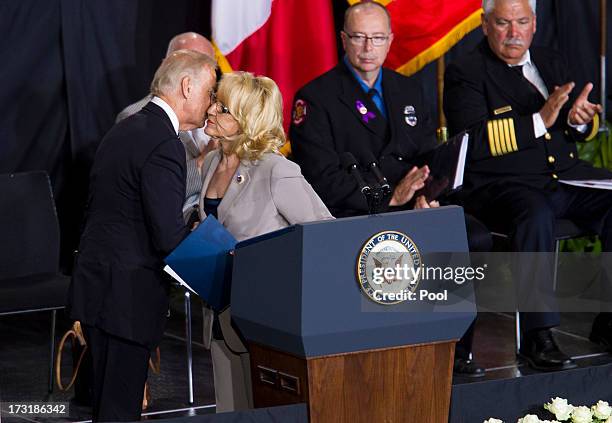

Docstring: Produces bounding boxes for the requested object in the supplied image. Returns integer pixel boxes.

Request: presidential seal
[356,230,423,305]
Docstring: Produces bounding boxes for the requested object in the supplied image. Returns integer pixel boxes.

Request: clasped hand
[540,82,602,128]
[389,165,438,209]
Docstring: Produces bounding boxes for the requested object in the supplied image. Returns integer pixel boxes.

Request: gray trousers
[210,308,253,412]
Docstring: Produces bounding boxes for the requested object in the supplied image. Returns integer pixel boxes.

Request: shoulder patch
[292,99,307,126]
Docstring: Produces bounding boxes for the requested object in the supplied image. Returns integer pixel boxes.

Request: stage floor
[451,312,612,422]
[455,311,611,384]
[1,297,610,422]
[0,292,217,423]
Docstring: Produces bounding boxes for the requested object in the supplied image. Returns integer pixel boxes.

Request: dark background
[1,0,609,270]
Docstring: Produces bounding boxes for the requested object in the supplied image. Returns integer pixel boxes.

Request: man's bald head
[344,1,392,33]
[166,32,215,59]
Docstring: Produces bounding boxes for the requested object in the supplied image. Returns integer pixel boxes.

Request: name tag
[494,105,513,115]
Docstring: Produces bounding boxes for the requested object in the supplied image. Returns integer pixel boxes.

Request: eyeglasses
[213,102,230,114]
[343,31,391,47]
[209,91,230,114]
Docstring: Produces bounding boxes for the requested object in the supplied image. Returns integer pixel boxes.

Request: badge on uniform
[292,99,307,126]
[404,105,417,127]
[355,100,376,123]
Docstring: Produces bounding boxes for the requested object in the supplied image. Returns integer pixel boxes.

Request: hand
[414,195,440,209]
[568,83,602,126]
[202,138,220,155]
[389,166,430,207]
[539,82,574,128]
[196,139,220,169]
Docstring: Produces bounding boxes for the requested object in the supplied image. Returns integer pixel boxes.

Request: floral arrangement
[483,398,612,423]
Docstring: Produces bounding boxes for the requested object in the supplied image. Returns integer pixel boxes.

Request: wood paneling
[249,342,455,423]
[250,343,310,408]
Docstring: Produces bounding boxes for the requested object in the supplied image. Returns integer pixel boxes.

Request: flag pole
[600,0,608,132]
[437,55,448,141]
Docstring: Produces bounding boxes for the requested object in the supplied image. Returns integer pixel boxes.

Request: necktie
[511,65,524,77]
[511,64,540,97]
[367,88,386,119]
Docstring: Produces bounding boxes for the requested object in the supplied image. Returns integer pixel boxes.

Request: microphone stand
[341,152,377,215]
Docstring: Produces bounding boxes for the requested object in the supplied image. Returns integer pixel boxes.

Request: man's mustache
[503,38,524,46]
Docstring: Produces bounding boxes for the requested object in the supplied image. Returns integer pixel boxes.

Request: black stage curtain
[0,0,608,271]
[0,0,210,270]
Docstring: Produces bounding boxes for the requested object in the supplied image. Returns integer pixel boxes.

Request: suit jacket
[198,151,332,242]
[117,94,208,204]
[444,39,609,196]
[289,62,438,217]
[69,102,189,349]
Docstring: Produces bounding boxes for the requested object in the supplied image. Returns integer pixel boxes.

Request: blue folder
[165,215,237,311]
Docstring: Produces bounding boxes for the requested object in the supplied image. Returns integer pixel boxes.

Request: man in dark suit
[444,0,612,371]
[116,32,220,222]
[68,50,217,421]
[290,1,491,376]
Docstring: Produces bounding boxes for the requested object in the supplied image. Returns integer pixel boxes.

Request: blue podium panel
[231,206,476,358]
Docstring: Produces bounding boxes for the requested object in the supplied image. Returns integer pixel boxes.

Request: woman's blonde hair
[216,72,286,161]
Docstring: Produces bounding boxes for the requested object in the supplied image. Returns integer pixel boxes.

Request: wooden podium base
[249,341,455,423]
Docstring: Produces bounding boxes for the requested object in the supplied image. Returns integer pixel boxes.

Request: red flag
[212,0,338,135]
[348,0,482,76]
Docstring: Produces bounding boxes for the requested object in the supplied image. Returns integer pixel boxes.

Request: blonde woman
[199,71,331,240]
[199,71,332,412]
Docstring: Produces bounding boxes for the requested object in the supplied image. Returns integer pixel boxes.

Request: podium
[231,206,476,422]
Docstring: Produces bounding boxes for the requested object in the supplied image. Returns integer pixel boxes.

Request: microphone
[340,152,371,195]
[363,153,391,196]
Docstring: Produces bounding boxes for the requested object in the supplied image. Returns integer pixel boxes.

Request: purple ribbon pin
[355,100,376,123]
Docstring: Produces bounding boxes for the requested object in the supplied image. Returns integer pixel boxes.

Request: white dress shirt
[509,51,586,137]
[151,96,179,135]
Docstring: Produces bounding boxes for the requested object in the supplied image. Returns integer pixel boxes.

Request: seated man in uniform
[290,1,491,376]
[444,0,612,371]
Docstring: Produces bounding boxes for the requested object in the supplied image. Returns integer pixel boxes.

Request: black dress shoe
[589,313,612,350]
[519,329,577,371]
[453,356,485,377]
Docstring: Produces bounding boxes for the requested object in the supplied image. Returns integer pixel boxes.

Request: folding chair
[491,219,593,353]
[0,171,71,393]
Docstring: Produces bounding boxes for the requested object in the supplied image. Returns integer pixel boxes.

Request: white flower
[545,397,574,421]
[483,419,504,423]
[518,415,541,423]
[592,401,612,420]
[570,406,593,423]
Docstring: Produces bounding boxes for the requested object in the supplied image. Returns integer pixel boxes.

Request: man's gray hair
[482,0,536,16]
[150,49,216,98]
